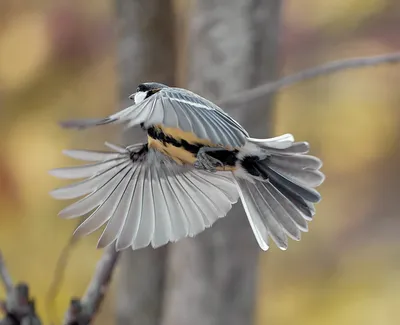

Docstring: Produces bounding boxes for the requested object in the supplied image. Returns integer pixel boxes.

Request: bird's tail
[233,134,324,251]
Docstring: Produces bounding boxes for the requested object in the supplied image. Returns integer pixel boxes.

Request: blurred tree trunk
[162,1,282,325]
[114,1,177,325]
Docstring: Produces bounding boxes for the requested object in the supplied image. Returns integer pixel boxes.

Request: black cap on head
[136,82,168,92]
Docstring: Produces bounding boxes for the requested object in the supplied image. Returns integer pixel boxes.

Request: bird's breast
[147,125,237,171]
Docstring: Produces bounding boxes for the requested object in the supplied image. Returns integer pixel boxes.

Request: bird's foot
[194,147,224,172]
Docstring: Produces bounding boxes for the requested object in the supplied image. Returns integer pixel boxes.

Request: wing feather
[97,165,139,248]
[173,174,208,236]
[60,87,248,149]
[116,164,145,250]
[170,101,193,132]
[50,161,129,200]
[186,171,231,216]
[157,166,189,241]
[168,98,210,140]
[57,165,130,219]
[73,168,133,237]
[50,144,239,250]
[62,149,122,162]
[193,171,238,204]
[205,110,242,148]
[194,111,223,143]
[181,174,219,227]
[150,166,172,248]
[159,97,179,129]
[49,159,126,179]
[132,167,155,249]
[188,106,227,146]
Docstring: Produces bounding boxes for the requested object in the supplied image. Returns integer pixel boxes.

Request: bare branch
[0,255,41,324]
[63,245,120,325]
[81,246,119,313]
[0,251,13,295]
[219,52,400,107]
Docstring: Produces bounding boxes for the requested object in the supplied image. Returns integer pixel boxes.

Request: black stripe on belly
[206,150,238,167]
[147,126,238,166]
[147,126,202,154]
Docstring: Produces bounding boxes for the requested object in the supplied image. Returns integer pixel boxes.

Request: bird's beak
[129,92,136,100]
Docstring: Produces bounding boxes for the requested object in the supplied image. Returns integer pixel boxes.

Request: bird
[49,82,325,252]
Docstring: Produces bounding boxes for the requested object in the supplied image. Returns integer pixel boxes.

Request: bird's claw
[194,150,223,172]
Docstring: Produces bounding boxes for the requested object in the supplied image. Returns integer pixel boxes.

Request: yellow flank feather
[148,125,237,171]
[158,125,235,149]
[148,136,195,165]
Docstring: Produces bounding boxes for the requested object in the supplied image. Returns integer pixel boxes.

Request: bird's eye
[136,87,140,92]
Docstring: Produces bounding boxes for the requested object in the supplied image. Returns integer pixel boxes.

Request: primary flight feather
[50,82,325,251]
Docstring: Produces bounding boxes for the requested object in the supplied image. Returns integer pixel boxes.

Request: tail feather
[269,177,315,221]
[235,179,270,251]
[268,161,324,188]
[247,134,294,149]
[260,165,321,203]
[234,134,324,250]
[265,182,309,232]
[252,181,301,242]
[248,135,310,155]
[268,154,322,170]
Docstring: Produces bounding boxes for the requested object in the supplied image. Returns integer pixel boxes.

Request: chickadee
[50,82,325,251]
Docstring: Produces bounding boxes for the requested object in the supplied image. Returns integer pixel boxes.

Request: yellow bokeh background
[0,0,399,324]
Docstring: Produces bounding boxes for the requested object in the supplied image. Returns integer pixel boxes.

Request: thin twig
[218,52,400,107]
[0,251,13,295]
[45,235,79,325]
[81,246,120,314]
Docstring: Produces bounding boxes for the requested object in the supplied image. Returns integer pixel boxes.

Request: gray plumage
[50,145,239,250]
[51,83,325,251]
[61,86,248,148]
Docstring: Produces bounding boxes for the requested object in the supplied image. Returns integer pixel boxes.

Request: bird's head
[129,82,168,104]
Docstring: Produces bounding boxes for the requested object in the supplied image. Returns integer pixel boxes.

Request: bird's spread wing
[49,143,239,250]
[60,87,249,148]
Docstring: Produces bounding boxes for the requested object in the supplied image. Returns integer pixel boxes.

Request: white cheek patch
[134,91,148,104]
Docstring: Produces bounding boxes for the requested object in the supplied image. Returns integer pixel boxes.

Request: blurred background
[0,0,399,324]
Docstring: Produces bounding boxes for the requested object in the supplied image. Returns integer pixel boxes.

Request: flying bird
[49,82,325,251]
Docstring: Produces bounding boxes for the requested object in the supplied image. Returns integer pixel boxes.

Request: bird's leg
[194,147,226,172]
